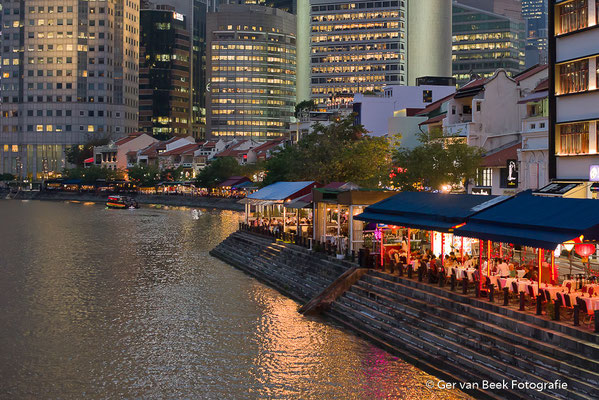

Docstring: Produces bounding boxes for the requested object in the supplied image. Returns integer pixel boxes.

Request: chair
[559,293,574,319]
[566,282,572,293]
[576,298,595,328]
[511,281,520,304]
[526,285,537,309]
[544,289,552,304]
[589,287,595,297]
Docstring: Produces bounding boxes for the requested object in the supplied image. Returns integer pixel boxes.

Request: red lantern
[574,243,596,258]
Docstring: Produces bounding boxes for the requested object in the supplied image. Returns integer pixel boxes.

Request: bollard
[573,305,580,326]
[427,269,433,284]
[462,278,468,294]
[554,297,560,321]
[439,272,445,288]
[489,283,495,302]
[408,264,413,279]
[351,250,356,263]
[474,280,480,298]
[450,274,456,291]
[536,295,542,315]
[503,287,509,306]
[418,266,423,282]
[595,310,599,333]
[358,249,364,266]
[398,263,404,277]
[519,292,525,311]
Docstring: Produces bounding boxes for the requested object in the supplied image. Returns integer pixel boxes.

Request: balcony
[443,122,480,138]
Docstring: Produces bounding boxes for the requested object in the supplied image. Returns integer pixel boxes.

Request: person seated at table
[522,265,535,280]
[463,254,473,268]
[496,258,510,278]
[508,262,517,278]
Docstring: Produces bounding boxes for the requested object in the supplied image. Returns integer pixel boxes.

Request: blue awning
[454,191,599,249]
[355,192,507,233]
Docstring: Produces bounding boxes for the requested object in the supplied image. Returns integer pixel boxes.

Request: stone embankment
[6,190,244,211]
[211,230,599,400]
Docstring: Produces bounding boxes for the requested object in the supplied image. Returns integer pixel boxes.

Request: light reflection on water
[0,200,471,399]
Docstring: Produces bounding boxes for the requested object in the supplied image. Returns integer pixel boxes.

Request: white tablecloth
[449,267,476,281]
[516,270,526,278]
[501,278,537,295]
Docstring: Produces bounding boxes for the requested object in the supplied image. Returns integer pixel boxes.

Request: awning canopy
[239,181,318,204]
[84,157,94,164]
[284,193,313,209]
[355,192,506,233]
[454,191,599,249]
[218,176,251,188]
[517,90,548,104]
[533,181,585,197]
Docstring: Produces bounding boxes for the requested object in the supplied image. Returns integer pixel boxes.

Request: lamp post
[563,241,575,277]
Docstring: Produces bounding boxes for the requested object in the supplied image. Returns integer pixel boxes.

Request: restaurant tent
[355,191,507,232]
[454,190,599,250]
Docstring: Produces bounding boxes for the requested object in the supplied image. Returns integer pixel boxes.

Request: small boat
[106,195,139,209]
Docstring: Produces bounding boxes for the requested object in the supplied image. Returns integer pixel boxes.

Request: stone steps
[343,285,597,398]
[365,271,599,363]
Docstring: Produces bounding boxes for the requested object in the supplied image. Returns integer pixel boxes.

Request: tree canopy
[391,129,483,192]
[195,157,241,188]
[63,166,125,184]
[127,164,162,187]
[65,138,110,167]
[263,115,395,188]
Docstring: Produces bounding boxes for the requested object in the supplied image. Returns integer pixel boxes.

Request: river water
[0,200,471,400]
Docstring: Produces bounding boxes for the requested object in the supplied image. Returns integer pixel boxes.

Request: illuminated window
[557,0,587,35]
[558,122,589,155]
[558,59,588,95]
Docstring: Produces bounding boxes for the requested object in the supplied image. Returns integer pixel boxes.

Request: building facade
[139,4,192,138]
[453,2,526,86]
[0,0,140,179]
[548,0,599,198]
[309,0,452,105]
[206,3,296,140]
[522,0,549,67]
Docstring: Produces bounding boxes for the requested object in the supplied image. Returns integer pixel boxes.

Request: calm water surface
[0,200,471,399]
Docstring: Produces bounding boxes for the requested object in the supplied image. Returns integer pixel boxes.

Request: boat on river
[106,195,139,209]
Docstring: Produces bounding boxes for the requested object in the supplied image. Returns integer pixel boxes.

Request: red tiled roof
[114,132,144,146]
[481,143,521,167]
[534,78,549,92]
[140,142,164,157]
[416,92,455,116]
[459,78,487,91]
[419,113,446,126]
[216,141,250,157]
[126,150,137,157]
[159,143,199,157]
[253,139,284,156]
[514,64,548,83]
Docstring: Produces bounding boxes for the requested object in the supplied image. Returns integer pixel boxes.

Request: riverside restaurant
[355,190,599,325]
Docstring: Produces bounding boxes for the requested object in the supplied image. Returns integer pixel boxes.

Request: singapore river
[0,200,471,399]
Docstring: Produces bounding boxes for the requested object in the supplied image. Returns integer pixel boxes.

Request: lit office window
[558,59,589,94]
[557,0,588,35]
[558,122,589,155]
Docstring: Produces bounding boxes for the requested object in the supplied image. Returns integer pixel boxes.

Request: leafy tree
[294,99,317,118]
[391,129,483,191]
[65,138,110,167]
[195,157,240,188]
[127,165,161,187]
[0,173,15,181]
[63,166,124,184]
[263,114,395,188]
[160,166,185,182]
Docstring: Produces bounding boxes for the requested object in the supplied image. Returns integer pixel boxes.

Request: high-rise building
[309,0,452,105]
[139,4,192,138]
[522,0,548,67]
[206,3,296,140]
[453,2,526,86]
[0,0,140,179]
[548,0,599,198]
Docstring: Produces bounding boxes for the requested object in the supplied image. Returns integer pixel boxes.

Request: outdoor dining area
[355,190,599,330]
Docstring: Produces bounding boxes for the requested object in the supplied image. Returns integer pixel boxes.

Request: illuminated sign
[506,159,518,187]
[472,187,492,195]
[590,165,599,182]
[173,12,184,21]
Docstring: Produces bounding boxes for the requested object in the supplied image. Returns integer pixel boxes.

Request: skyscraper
[309,0,452,105]
[0,0,140,179]
[139,4,192,138]
[206,3,296,140]
[453,2,526,86]
[522,0,548,67]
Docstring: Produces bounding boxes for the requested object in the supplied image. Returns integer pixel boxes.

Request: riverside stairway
[211,230,599,399]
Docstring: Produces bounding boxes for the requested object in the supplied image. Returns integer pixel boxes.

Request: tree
[0,173,15,181]
[391,129,483,191]
[294,99,316,118]
[65,137,110,167]
[127,165,161,187]
[195,157,240,188]
[263,115,395,188]
[63,166,124,184]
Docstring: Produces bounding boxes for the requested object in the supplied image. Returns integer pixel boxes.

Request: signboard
[471,187,492,195]
[590,165,599,182]
[506,159,518,187]
[173,12,184,21]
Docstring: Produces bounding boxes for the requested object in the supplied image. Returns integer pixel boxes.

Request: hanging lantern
[574,243,595,258]
[563,241,575,252]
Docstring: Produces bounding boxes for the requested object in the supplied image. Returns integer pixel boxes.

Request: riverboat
[106,195,139,209]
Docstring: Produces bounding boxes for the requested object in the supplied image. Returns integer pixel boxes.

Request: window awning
[454,191,599,249]
[354,192,506,233]
[84,157,94,164]
[517,90,548,104]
